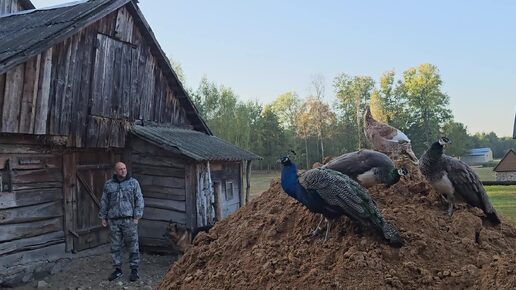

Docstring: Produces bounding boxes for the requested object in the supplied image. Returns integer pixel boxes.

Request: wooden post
[62,151,76,252]
[245,160,252,204]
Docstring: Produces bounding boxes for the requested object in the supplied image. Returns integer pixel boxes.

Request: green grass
[249,170,280,199]
[471,166,496,181]
[485,185,516,223]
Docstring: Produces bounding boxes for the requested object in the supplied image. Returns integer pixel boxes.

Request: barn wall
[0,6,194,147]
[495,172,516,182]
[210,161,242,220]
[0,0,30,16]
[0,134,65,286]
[129,137,189,250]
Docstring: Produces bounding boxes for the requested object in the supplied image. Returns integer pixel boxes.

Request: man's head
[114,162,127,179]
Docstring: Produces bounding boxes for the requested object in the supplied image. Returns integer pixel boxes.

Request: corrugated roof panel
[131,125,262,161]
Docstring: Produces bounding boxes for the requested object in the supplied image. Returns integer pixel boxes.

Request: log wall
[0,135,65,286]
[129,137,189,250]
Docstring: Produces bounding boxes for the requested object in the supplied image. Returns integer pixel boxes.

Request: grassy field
[250,169,516,223]
[471,166,496,181]
[249,170,280,199]
[485,185,516,222]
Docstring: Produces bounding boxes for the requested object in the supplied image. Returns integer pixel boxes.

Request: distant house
[493,149,516,181]
[461,148,493,165]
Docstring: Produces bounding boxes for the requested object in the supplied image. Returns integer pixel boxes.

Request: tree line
[174,61,516,170]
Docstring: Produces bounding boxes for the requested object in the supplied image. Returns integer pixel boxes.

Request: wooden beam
[245,160,252,204]
[137,175,185,189]
[62,152,76,252]
[144,197,185,212]
[34,47,52,134]
[143,207,186,224]
[19,55,40,134]
[12,168,63,184]
[1,63,24,133]
[132,164,184,178]
[184,164,196,230]
[0,230,64,256]
[0,217,63,242]
[0,188,62,209]
[0,200,63,224]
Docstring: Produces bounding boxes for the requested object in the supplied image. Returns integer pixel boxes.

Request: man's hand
[133,218,140,224]
[101,219,107,227]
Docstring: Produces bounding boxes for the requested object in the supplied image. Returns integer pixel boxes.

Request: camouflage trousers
[108,218,140,269]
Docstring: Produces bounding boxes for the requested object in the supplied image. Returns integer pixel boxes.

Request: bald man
[99,162,144,282]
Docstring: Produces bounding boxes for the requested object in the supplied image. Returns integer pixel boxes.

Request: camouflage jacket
[99,176,144,220]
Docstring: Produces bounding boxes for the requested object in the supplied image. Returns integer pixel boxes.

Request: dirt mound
[158,174,516,290]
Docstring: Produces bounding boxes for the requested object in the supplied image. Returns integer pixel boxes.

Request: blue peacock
[279,154,403,247]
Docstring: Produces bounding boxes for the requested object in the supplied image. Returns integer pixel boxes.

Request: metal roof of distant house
[131,125,262,162]
[0,0,211,134]
[466,148,492,156]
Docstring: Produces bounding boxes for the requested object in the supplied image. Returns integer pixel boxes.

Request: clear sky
[32,0,516,137]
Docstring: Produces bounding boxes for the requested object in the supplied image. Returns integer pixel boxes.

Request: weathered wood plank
[34,47,52,134]
[11,182,62,191]
[138,219,169,241]
[114,7,134,43]
[0,187,62,209]
[0,231,64,256]
[0,144,51,154]
[49,41,68,135]
[132,164,184,178]
[131,154,186,169]
[0,200,63,224]
[130,137,184,158]
[0,73,6,127]
[74,227,109,251]
[140,185,186,201]
[12,168,63,184]
[138,175,185,189]
[62,152,76,252]
[143,207,186,224]
[0,243,65,271]
[144,197,185,212]
[18,55,39,134]
[2,63,24,133]
[0,217,63,242]
[76,28,94,147]
[58,36,76,136]
[90,34,106,116]
[184,164,196,230]
[10,154,61,170]
[112,40,123,118]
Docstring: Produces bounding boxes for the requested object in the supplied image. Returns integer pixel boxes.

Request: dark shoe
[108,268,123,281]
[129,269,139,282]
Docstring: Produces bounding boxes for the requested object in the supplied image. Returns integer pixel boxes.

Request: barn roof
[493,149,516,172]
[131,125,262,162]
[0,0,211,134]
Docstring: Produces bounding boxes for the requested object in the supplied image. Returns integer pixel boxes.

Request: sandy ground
[8,246,176,290]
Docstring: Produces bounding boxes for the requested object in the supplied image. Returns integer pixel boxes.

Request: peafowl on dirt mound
[279,155,403,247]
[419,137,501,225]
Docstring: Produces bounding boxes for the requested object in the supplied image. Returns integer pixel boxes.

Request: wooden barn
[0,0,260,286]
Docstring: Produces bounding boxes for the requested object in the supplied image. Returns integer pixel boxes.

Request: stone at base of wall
[0,244,110,287]
[495,171,516,182]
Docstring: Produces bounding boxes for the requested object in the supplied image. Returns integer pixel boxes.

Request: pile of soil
[158,169,516,290]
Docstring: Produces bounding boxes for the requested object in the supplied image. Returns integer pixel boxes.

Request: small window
[225,182,234,201]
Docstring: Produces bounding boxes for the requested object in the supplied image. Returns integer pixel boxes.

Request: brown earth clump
[158,172,516,290]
